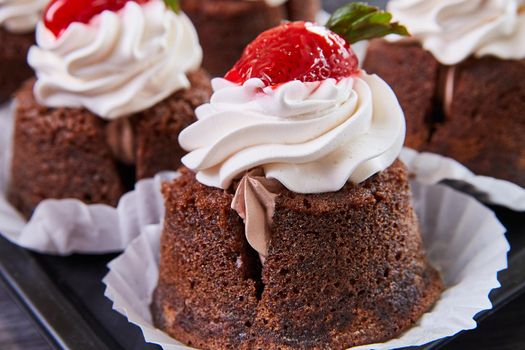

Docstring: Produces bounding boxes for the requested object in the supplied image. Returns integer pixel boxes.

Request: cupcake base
[9,79,125,218]
[152,161,443,349]
[103,174,508,350]
[9,69,211,218]
[427,56,525,187]
[363,39,440,149]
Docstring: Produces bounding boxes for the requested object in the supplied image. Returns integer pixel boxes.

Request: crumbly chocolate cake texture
[0,28,35,103]
[363,40,440,149]
[152,161,443,349]
[363,39,525,187]
[181,0,320,76]
[132,69,212,179]
[285,0,320,21]
[428,56,525,186]
[9,79,123,218]
[9,70,211,218]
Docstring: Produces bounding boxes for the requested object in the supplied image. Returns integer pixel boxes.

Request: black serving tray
[0,204,524,350]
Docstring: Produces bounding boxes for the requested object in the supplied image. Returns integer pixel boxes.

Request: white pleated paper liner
[0,102,177,254]
[400,148,525,212]
[103,181,509,350]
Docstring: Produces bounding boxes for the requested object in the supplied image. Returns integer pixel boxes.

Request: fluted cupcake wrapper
[103,180,508,349]
[400,148,525,211]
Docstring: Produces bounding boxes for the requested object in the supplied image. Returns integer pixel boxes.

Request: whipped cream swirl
[29,0,202,119]
[388,0,525,64]
[180,72,405,193]
[0,0,46,33]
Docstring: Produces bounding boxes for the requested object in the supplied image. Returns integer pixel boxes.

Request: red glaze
[225,21,359,86]
[44,0,150,37]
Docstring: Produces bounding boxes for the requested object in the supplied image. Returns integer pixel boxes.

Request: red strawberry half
[224,21,359,87]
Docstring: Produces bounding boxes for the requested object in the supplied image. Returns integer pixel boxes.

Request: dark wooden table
[0,286,50,350]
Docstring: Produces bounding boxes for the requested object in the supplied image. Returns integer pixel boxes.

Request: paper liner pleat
[401,148,525,211]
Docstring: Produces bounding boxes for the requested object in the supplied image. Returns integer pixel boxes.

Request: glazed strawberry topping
[225,21,359,86]
[44,0,150,37]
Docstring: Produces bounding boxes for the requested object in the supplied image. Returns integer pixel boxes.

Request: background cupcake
[364,0,525,187]
[0,0,46,102]
[9,0,211,218]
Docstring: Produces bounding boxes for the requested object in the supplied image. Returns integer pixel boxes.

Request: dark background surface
[1,0,525,349]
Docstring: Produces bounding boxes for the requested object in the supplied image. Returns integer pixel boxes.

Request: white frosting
[244,0,288,7]
[28,0,202,119]
[388,0,525,64]
[180,72,406,193]
[0,0,46,33]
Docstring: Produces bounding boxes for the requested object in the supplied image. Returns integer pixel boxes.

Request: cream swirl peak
[388,0,525,64]
[28,0,202,119]
[0,0,46,33]
[179,72,405,193]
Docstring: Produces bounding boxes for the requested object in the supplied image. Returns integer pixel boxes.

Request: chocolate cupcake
[0,0,46,102]
[9,0,211,218]
[152,7,442,349]
[363,0,525,187]
[181,0,321,76]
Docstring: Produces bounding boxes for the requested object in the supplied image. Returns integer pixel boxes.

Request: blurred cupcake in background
[0,0,46,102]
[364,0,525,187]
[181,0,321,76]
[9,0,211,218]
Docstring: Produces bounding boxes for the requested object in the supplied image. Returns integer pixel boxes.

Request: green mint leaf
[164,0,180,14]
[326,2,409,44]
